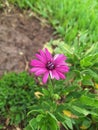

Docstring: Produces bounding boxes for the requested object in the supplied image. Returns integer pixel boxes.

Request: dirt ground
[0,9,57,76]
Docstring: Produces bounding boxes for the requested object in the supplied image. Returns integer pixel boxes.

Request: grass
[6,0,98,45]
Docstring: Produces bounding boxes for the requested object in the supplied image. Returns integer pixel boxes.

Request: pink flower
[30,48,69,84]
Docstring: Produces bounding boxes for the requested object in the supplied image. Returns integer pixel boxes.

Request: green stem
[48,78,54,98]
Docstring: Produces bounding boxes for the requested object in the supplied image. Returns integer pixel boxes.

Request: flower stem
[48,78,54,98]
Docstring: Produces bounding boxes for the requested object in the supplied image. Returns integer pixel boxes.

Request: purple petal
[49,70,54,79]
[54,54,67,65]
[35,54,47,63]
[57,71,66,79]
[35,68,47,76]
[30,67,41,73]
[52,70,60,80]
[30,59,45,67]
[56,65,69,72]
[42,72,49,84]
[56,61,66,66]
[39,50,47,61]
[45,48,52,60]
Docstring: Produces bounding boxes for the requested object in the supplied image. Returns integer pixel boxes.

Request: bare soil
[0,9,56,76]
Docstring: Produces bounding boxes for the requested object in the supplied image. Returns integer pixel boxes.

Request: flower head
[30,48,69,84]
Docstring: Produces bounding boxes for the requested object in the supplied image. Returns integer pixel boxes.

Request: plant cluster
[48,33,98,88]
[25,79,98,130]
[25,47,98,130]
[0,72,37,129]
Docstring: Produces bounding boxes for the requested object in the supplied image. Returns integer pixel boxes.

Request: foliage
[6,0,36,9]
[25,78,98,130]
[46,34,98,88]
[0,71,98,129]
[7,0,98,45]
[31,0,98,44]
[0,72,37,127]
[25,34,98,129]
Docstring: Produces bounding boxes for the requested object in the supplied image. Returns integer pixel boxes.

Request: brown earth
[0,9,57,76]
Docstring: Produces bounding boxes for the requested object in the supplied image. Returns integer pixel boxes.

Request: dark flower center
[46,61,55,70]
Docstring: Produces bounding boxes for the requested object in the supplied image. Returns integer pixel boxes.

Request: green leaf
[72,105,90,116]
[92,111,98,122]
[28,106,43,115]
[80,95,98,108]
[59,42,73,55]
[29,118,38,130]
[41,124,47,130]
[24,125,33,130]
[63,117,73,130]
[36,114,45,122]
[82,74,94,86]
[62,122,69,130]
[47,112,58,130]
[42,88,50,96]
[80,56,94,67]
[48,112,58,122]
[85,69,98,79]
[80,119,91,129]
[85,44,98,56]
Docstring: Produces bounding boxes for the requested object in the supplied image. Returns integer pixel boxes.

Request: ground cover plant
[0,72,38,129]
[0,0,98,130]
